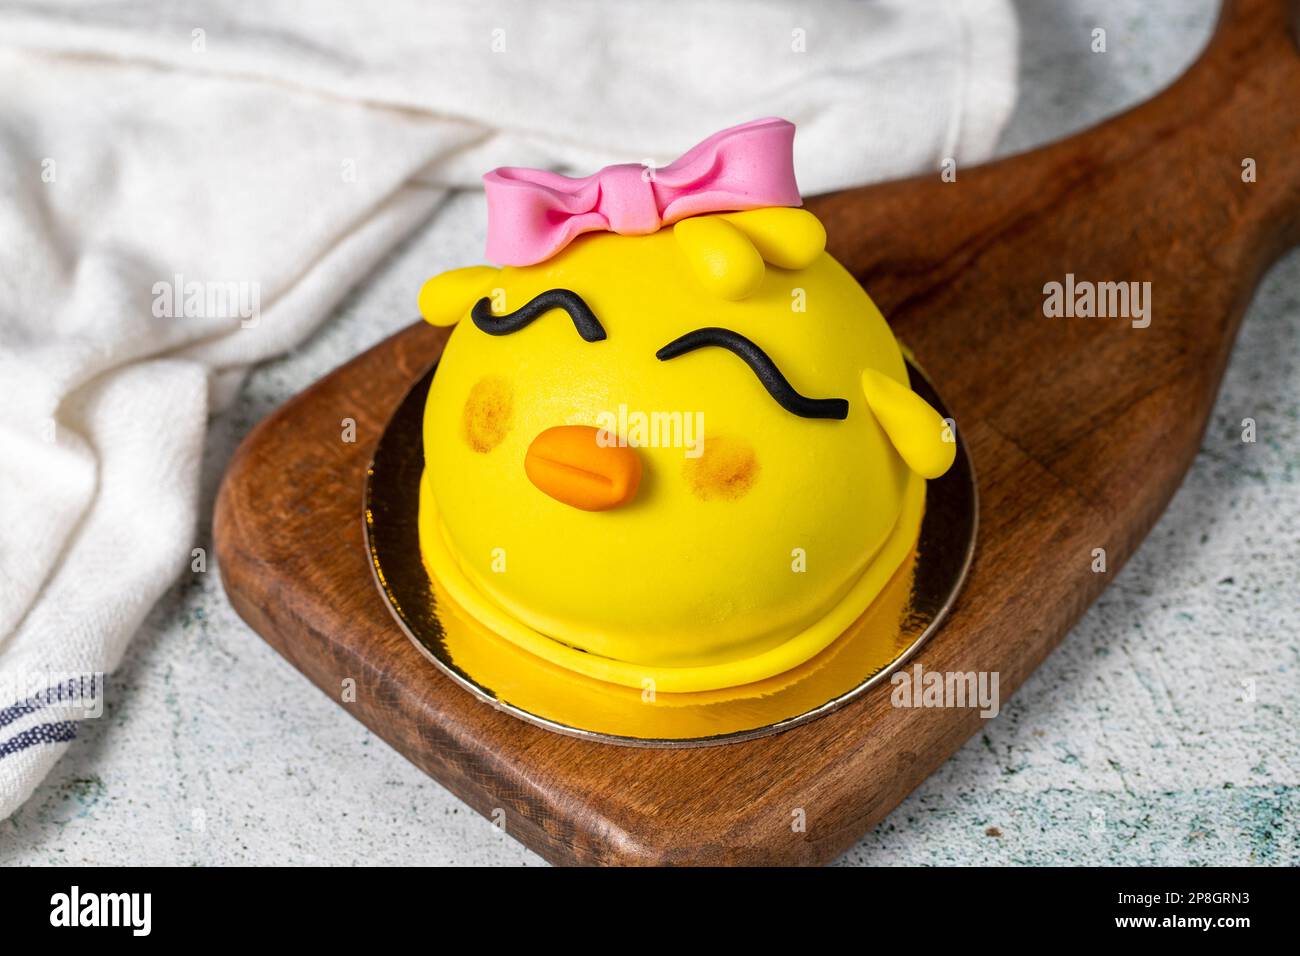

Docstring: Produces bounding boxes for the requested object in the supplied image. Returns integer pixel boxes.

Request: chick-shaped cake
[416,118,955,693]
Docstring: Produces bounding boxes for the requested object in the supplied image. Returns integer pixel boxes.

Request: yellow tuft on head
[721,207,826,270]
[672,208,829,301]
[672,216,765,300]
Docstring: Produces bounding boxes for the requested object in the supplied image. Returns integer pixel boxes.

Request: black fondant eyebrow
[655,327,849,420]
[471,288,606,342]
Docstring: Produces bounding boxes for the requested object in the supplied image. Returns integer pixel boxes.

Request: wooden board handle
[803,0,1300,408]
[1183,0,1300,252]
[813,0,1300,304]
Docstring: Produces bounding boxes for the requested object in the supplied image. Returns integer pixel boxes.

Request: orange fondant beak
[524,425,642,511]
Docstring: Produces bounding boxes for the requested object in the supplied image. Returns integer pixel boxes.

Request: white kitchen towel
[0,0,1018,819]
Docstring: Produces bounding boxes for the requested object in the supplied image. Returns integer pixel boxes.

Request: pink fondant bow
[483,117,802,266]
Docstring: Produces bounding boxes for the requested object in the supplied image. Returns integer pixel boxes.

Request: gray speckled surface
[2,0,1296,866]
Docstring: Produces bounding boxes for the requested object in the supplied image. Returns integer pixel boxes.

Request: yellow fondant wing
[861,368,956,479]
[418,265,501,327]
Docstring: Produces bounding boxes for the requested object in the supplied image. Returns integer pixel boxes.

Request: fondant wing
[860,368,956,479]
[418,265,501,327]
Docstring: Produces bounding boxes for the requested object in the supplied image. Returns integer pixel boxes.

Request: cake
[415,118,955,694]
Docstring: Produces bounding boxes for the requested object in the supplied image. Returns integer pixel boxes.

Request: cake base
[366,361,975,745]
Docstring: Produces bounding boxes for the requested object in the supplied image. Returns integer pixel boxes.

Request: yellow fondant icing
[861,368,956,480]
[722,207,827,270]
[415,212,955,692]
[672,215,766,300]
[419,464,925,692]
[418,265,500,327]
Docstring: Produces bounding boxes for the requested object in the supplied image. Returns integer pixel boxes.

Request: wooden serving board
[214,0,1300,865]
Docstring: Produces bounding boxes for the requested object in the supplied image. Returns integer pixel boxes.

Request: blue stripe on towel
[0,720,78,758]
[0,696,44,729]
[0,676,101,730]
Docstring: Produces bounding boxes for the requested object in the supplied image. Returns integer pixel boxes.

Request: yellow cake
[414,119,955,693]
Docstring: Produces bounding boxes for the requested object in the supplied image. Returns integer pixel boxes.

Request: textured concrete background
[3,0,1296,866]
